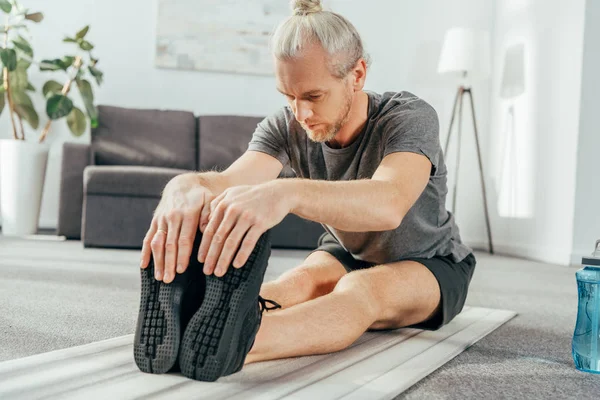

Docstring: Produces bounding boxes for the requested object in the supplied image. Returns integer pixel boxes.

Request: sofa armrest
[57,142,92,239]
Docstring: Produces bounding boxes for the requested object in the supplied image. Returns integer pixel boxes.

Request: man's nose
[295,101,313,123]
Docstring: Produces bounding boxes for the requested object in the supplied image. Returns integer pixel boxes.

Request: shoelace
[258,296,282,313]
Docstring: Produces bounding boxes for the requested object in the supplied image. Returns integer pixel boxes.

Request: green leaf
[66,106,86,136]
[79,40,93,51]
[25,12,43,22]
[12,90,35,110]
[14,103,39,129]
[46,94,73,120]
[14,35,32,48]
[8,65,27,90]
[13,90,40,129]
[26,82,35,91]
[88,66,103,85]
[12,40,33,58]
[63,37,77,43]
[76,78,97,120]
[40,58,73,71]
[75,25,89,40]
[40,59,62,71]
[0,92,5,116]
[17,58,31,70]
[62,56,75,68]
[0,48,17,71]
[42,80,63,98]
[13,36,33,55]
[0,0,11,13]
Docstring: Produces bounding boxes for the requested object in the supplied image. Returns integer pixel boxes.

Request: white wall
[468,0,586,265]
[0,0,494,232]
[571,0,600,264]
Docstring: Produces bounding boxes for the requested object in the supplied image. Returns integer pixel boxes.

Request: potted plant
[0,0,103,236]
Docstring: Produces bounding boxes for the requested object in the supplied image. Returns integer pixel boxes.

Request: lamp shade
[438,27,491,79]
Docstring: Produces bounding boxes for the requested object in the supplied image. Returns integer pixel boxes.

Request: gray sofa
[56,105,325,249]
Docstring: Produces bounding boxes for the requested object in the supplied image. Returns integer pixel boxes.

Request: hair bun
[292,0,323,16]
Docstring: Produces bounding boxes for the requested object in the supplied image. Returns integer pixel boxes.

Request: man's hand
[140,175,216,284]
[198,181,291,277]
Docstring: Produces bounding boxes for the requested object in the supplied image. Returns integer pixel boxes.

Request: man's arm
[281,152,431,232]
[197,151,432,277]
[221,150,284,187]
[166,150,284,197]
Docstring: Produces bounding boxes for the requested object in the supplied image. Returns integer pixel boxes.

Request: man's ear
[351,58,367,92]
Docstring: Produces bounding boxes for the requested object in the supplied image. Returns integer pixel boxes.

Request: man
[135,0,475,382]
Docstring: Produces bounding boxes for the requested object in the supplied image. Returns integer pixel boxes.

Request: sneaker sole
[179,232,271,381]
[133,258,202,374]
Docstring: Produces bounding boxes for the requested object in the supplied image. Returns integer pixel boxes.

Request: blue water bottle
[573,240,600,374]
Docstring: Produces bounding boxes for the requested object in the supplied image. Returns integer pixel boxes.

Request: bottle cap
[582,239,600,266]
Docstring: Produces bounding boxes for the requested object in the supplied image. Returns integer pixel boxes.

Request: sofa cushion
[198,115,265,171]
[84,165,191,198]
[92,105,197,170]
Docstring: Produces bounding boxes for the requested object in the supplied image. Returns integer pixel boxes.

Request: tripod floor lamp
[438,27,494,254]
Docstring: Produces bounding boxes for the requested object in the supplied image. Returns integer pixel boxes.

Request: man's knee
[277,255,346,297]
[333,270,381,320]
[275,265,320,295]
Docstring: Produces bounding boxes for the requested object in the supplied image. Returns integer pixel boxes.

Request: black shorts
[310,233,477,331]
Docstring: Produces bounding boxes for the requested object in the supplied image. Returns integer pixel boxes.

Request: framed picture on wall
[155,0,288,76]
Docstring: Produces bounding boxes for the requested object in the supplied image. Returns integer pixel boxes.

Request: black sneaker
[178,230,281,381]
[134,232,206,374]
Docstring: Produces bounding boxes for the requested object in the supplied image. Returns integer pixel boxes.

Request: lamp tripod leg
[452,88,464,216]
[465,89,494,254]
[444,87,461,155]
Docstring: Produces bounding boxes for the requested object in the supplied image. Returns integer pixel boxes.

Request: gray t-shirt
[248,90,471,264]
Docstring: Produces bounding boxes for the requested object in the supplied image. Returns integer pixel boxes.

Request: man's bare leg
[259,251,347,309]
[245,260,441,364]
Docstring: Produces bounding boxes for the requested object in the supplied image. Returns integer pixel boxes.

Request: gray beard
[308,92,353,144]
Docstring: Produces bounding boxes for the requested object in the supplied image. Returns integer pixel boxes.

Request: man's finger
[198,202,226,264]
[163,214,183,284]
[176,212,200,274]
[140,218,158,269]
[233,225,264,269]
[151,217,168,281]
[199,193,212,233]
[203,209,240,277]
[210,192,226,215]
[214,217,251,276]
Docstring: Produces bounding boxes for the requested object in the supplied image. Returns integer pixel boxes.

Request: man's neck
[327,91,369,149]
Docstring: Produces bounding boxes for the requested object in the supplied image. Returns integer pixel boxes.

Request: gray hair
[270,0,371,79]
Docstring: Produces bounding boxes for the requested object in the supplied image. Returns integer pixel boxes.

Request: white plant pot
[0,139,50,236]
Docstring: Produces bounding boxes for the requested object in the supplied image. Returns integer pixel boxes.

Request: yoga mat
[0,306,516,400]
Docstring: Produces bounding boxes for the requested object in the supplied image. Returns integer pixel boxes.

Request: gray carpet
[1,235,599,398]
